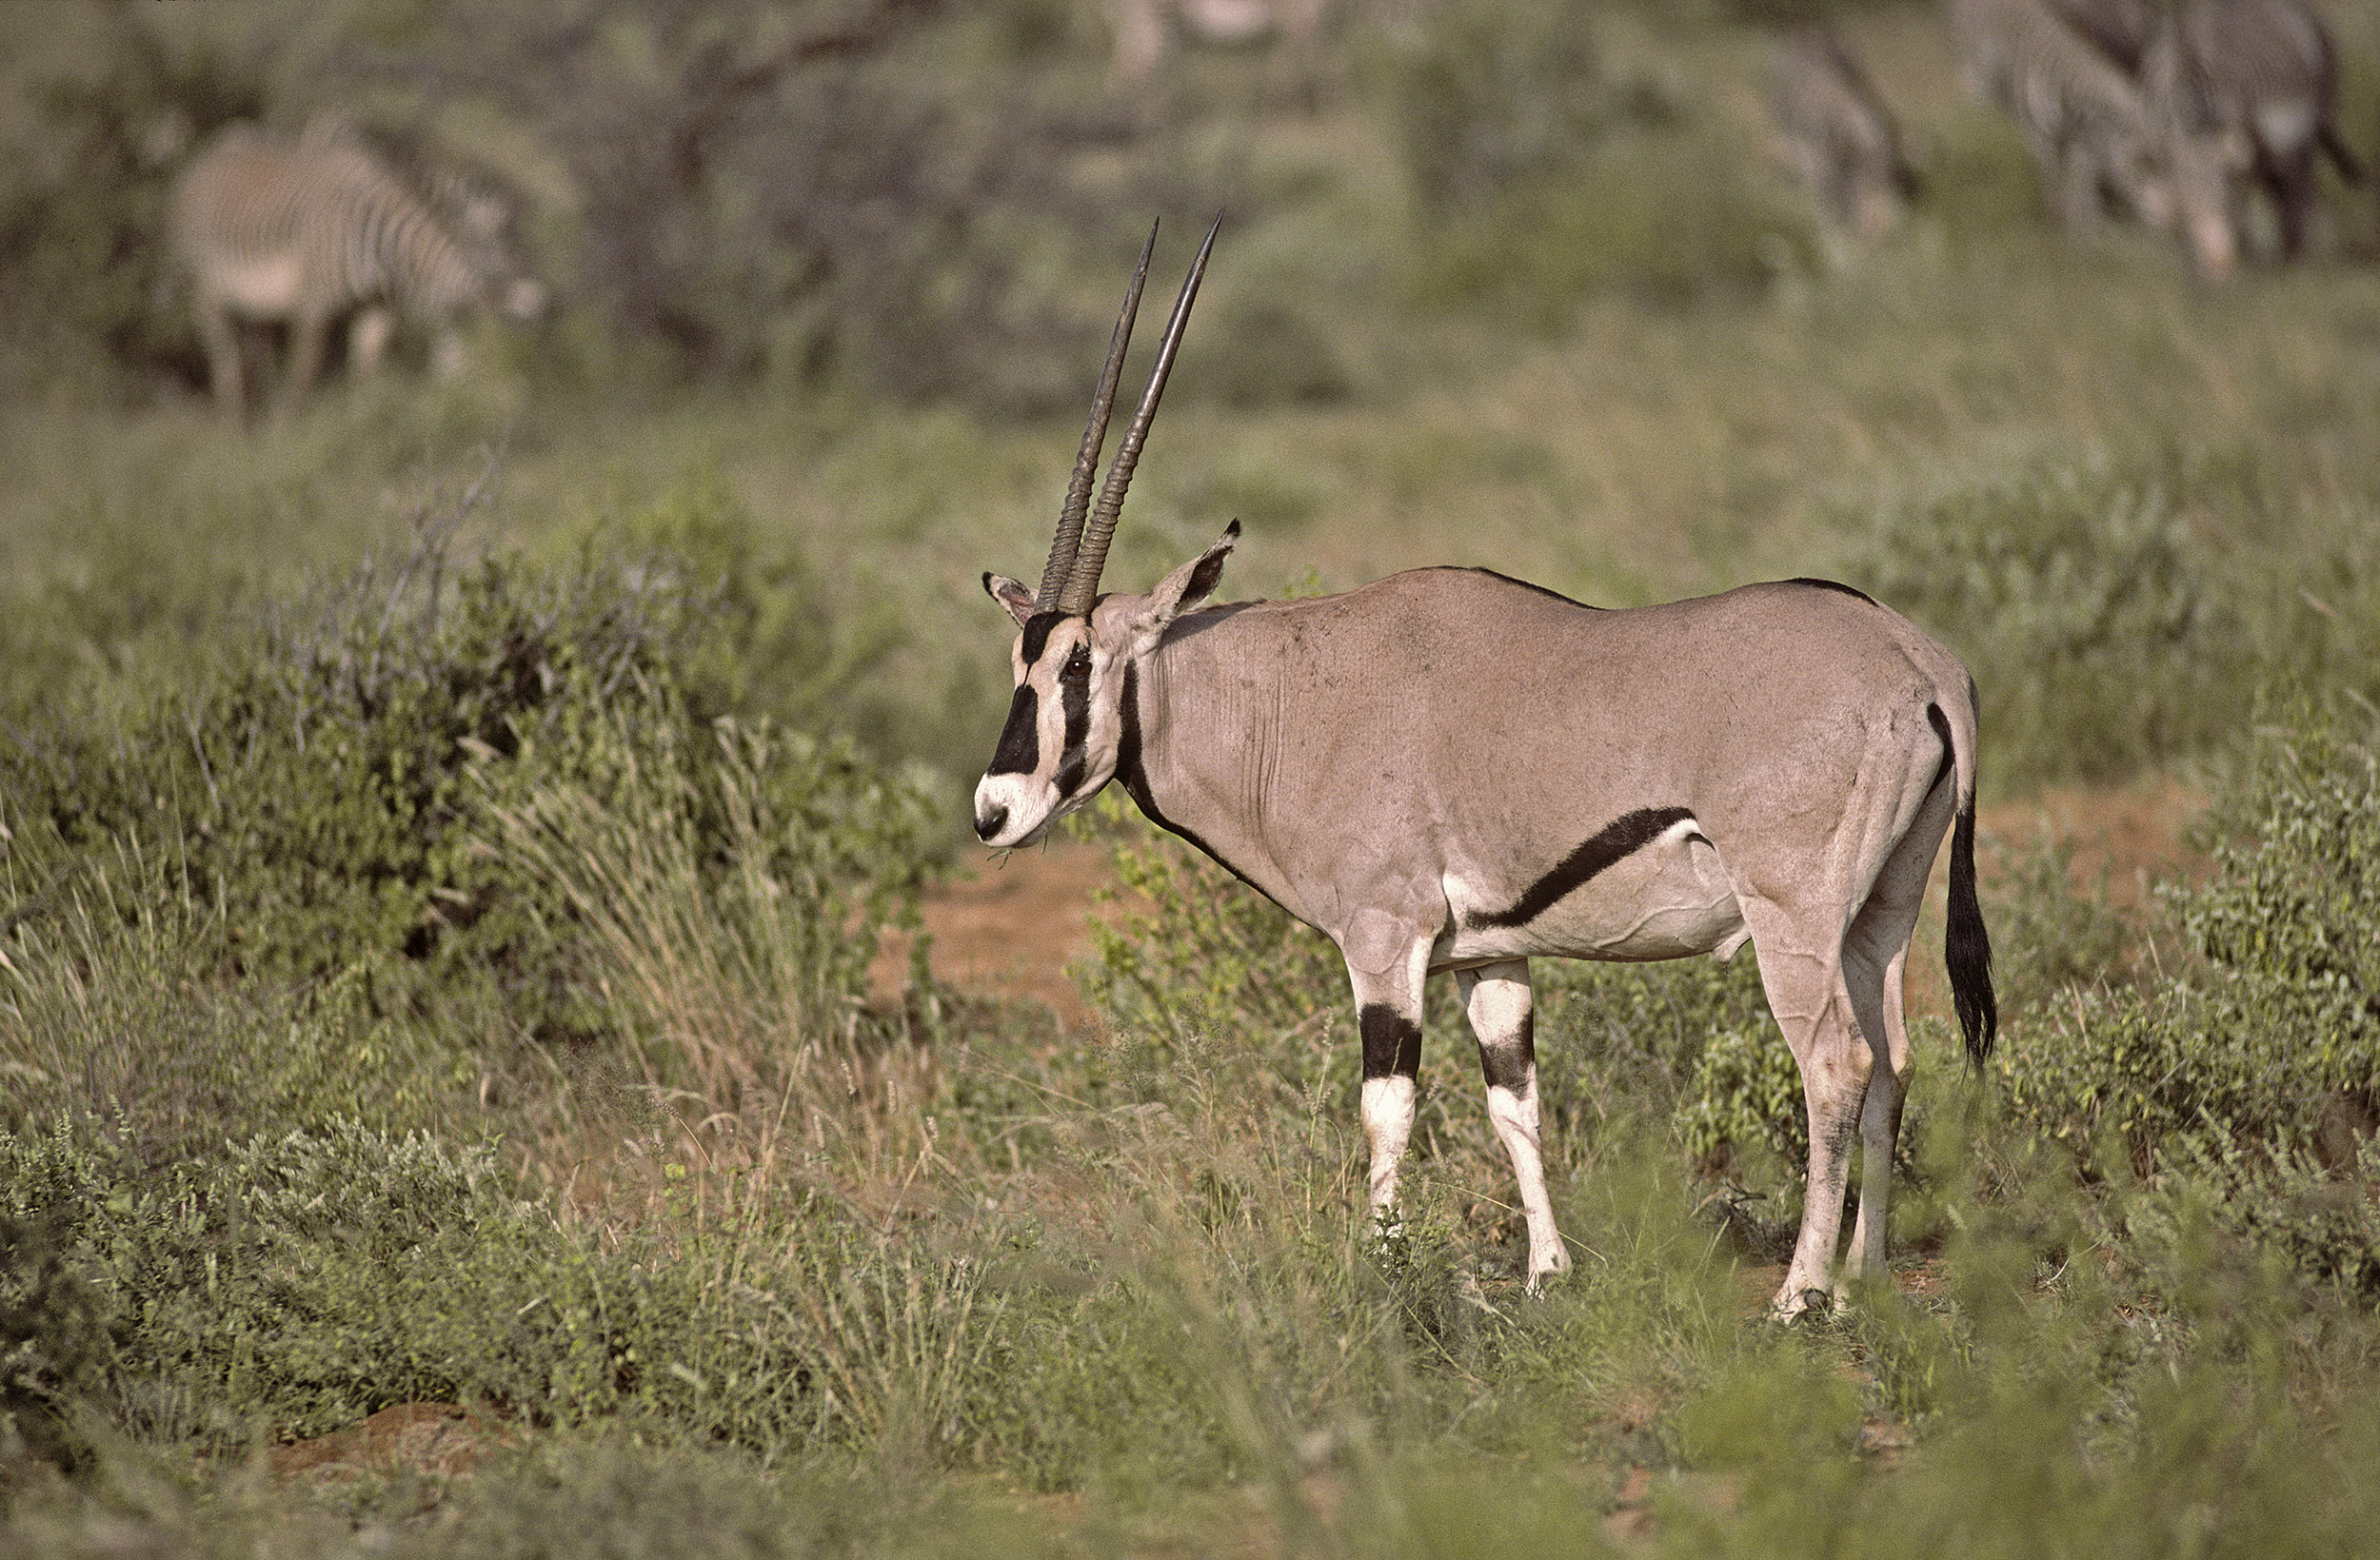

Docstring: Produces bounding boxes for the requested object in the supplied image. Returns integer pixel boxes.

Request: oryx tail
[1938,698,1996,1066]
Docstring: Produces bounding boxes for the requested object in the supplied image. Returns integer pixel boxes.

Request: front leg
[1347,931,1434,1235]
[1456,960,1569,1285]
[1357,996,1422,1225]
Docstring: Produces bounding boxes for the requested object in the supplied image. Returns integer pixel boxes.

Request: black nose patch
[974,802,1009,841]
[985,685,1040,777]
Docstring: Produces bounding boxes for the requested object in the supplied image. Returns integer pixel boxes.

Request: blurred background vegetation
[4,0,2380,1553]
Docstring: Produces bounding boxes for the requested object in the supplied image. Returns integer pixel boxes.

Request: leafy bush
[1383,0,1656,220]
[0,479,942,1055]
[1993,697,2380,1291]
[1977,833,2149,1017]
[0,1116,937,1455]
[2000,697,2380,1164]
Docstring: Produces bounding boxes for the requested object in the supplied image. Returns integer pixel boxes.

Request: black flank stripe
[1784,577,1877,605]
[984,685,1040,776]
[1115,662,1288,910]
[1476,806,1696,929]
[1360,1004,1423,1081]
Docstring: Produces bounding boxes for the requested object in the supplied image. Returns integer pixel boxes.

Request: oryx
[975,221,1995,1317]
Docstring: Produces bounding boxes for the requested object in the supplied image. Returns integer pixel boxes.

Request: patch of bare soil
[874,839,1126,1026]
[1975,775,2210,909]
[1903,774,2207,1023]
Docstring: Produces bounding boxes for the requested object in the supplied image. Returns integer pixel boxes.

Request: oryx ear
[1145,521,1239,629]
[983,572,1039,627]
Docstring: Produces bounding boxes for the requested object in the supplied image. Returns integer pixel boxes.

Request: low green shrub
[0,1116,873,1454]
[0,888,475,1160]
[1839,446,2375,785]
[1993,696,2380,1293]
[1976,832,2148,1017]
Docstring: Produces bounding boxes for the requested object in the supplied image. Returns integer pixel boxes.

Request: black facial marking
[1360,1003,1422,1082]
[1478,1010,1535,1094]
[1784,577,1877,605]
[1019,611,1068,667]
[1052,645,1093,797]
[985,685,1040,776]
[1476,806,1696,929]
[1459,567,1602,610]
[1115,662,1287,909]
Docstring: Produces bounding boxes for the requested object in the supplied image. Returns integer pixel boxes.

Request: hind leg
[1837,774,1953,1298]
[1742,921,1865,1318]
[193,292,247,426]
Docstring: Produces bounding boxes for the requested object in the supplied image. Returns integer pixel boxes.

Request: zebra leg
[349,307,395,376]
[1349,933,1432,1242]
[192,292,246,426]
[282,308,331,422]
[1457,959,1569,1285]
[2268,148,2319,259]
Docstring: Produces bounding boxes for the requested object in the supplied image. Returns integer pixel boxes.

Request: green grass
[5,1,2380,1552]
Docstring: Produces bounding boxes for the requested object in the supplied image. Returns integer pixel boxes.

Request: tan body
[975,222,1992,1320]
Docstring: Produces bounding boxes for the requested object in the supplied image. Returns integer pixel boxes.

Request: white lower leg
[1486,1076,1567,1280]
[1359,1075,1417,1225]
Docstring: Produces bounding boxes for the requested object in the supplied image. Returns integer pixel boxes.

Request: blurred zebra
[1948,0,2236,271]
[2143,0,2363,266]
[1108,0,1330,84]
[2047,0,2157,72]
[1769,27,1920,246]
[169,122,545,425]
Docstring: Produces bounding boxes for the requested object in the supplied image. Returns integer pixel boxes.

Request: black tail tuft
[1945,794,1996,1067]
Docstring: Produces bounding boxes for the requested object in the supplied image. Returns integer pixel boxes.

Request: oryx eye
[1062,646,1092,681]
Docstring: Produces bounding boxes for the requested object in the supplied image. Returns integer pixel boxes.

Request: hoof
[1768,1286,1834,1325]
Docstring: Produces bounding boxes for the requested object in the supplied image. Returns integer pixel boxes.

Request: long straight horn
[1036,224,1159,612]
[1057,211,1220,617]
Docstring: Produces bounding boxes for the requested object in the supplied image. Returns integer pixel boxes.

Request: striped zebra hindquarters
[169,123,543,425]
[2147,0,2356,266]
